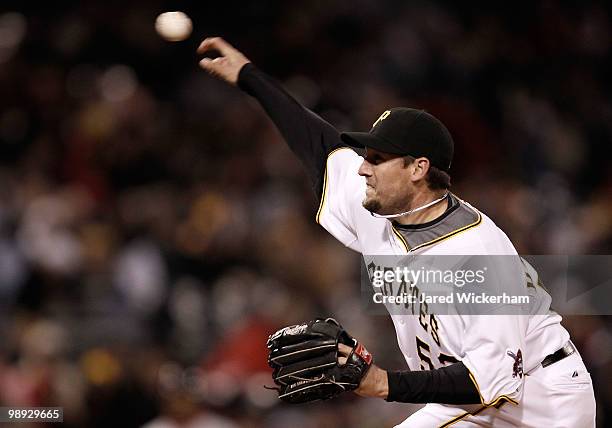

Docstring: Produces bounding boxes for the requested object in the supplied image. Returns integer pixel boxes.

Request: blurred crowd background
[0,0,611,426]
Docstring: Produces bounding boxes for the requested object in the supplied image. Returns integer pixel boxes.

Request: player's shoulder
[449,196,517,255]
[410,194,518,255]
[321,145,366,206]
[326,145,363,169]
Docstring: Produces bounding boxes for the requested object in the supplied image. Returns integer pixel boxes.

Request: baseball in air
[155,11,192,42]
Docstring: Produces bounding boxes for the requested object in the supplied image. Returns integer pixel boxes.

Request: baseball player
[197,37,596,427]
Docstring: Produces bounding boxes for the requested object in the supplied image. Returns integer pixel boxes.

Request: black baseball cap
[340,107,454,172]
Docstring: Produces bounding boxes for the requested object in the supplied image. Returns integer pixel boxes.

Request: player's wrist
[377,367,390,399]
[356,365,389,399]
[236,61,254,87]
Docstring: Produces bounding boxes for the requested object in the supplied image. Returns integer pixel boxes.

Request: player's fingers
[338,343,352,357]
[338,356,348,365]
[197,36,236,56]
[198,58,221,75]
[199,56,226,70]
[198,57,212,69]
[208,37,236,56]
[196,37,213,54]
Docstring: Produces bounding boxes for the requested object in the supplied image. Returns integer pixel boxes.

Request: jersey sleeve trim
[437,373,516,428]
[315,146,353,225]
[409,210,482,253]
[467,367,519,407]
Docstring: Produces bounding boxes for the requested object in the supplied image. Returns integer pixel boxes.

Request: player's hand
[338,343,388,399]
[197,37,250,85]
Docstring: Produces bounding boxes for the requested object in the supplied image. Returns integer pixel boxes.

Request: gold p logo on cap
[372,110,391,128]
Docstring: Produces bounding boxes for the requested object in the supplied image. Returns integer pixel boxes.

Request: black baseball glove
[266,318,373,404]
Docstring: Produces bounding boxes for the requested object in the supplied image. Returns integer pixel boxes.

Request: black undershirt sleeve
[237,63,345,199]
[386,362,481,405]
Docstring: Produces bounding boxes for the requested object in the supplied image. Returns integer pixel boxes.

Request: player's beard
[362,197,382,214]
[362,188,415,216]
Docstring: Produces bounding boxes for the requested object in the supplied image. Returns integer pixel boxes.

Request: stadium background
[0,1,610,426]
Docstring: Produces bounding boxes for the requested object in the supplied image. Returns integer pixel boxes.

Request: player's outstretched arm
[197,37,344,198]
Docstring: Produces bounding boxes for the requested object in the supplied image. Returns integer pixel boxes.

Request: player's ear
[410,158,430,181]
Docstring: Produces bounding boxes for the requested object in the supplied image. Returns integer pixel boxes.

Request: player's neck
[394,191,449,226]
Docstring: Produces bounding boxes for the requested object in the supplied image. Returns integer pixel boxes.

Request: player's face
[358,148,415,215]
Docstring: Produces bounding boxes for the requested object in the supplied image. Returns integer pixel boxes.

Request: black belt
[541,341,575,368]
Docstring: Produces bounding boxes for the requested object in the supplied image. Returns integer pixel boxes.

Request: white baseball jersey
[317,147,594,427]
[236,63,595,427]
